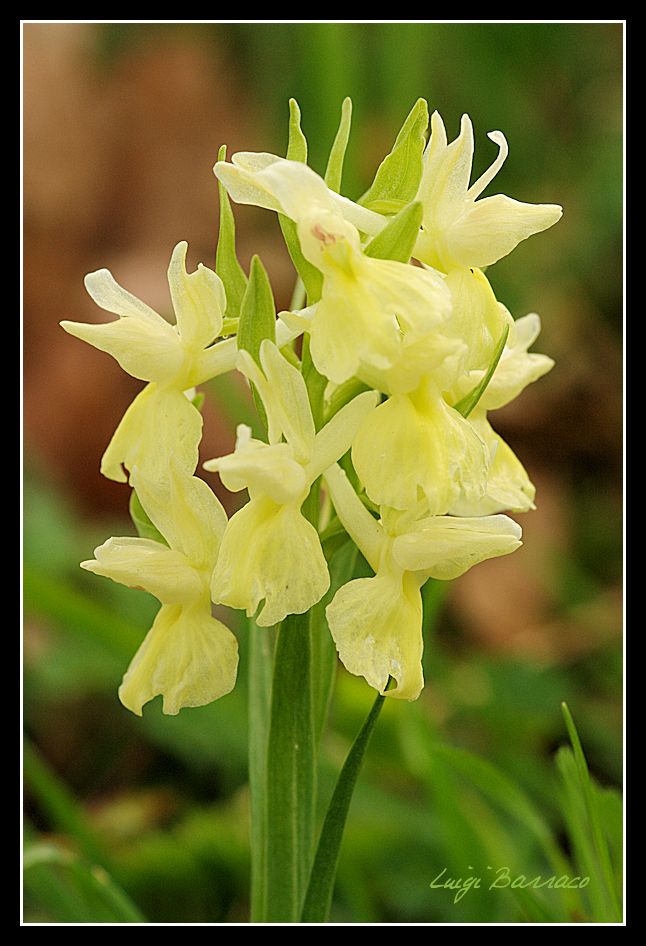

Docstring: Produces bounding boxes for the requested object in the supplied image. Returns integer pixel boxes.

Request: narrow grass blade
[558,703,622,921]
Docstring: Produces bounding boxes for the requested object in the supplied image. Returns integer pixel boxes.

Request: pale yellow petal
[190,336,239,386]
[323,463,384,572]
[207,437,307,505]
[118,602,238,716]
[444,267,513,374]
[418,113,474,231]
[326,570,424,700]
[217,154,384,236]
[214,154,284,213]
[212,497,329,626]
[446,195,563,269]
[60,316,183,384]
[167,241,225,350]
[81,537,203,604]
[307,390,380,482]
[132,463,227,568]
[480,313,554,410]
[101,385,202,484]
[352,388,488,515]
[83,268,163,325]
[392,513,522,579]
[258,340,316,459]
[309,254,452,387]
[449,413,537,515]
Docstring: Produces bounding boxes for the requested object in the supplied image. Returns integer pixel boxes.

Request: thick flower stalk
[61,241,240,483]
[323,463,522,699]
[203,339,379,626]
[81,463,238,715]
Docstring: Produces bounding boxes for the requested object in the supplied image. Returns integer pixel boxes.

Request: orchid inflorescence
[62,98,560,714]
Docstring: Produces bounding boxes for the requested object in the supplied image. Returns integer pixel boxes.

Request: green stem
[263,612,316,922]
[300,682,390,922]
[248,620,275,922]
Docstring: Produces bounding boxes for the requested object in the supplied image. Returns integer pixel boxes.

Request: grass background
[23,21,623,923]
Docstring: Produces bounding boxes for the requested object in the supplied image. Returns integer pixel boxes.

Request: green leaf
[237,254,276,429]
[286,96,308,163]
[301,683,389,922]
[215,144,248,319]
[263,612,316,921]
[359,98,429,211]
[453,324,510,418]
[278,99,323,304]
[558,703,622,921]
[237,255,276,363]
[129,490,167,545]
[364,200,423,263]
[324,97,352,194]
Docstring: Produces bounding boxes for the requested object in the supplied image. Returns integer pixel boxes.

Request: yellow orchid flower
[62,242,240,483]
[81,463,238,715]
[203,340,379,626]
[215,154,455,387]
[323,464,522,700]
[449,313,555,516]
[352,376,489,515]
[414,111,562,273]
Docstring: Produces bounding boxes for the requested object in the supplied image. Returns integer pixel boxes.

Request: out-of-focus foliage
[23,21,622,924]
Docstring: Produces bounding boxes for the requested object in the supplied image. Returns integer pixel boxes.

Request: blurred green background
[23,22,622,923]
